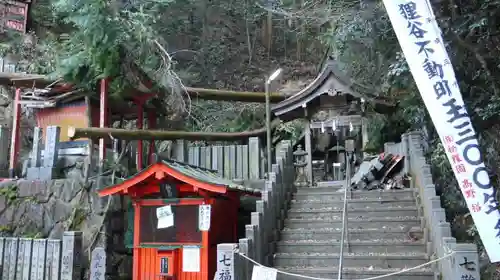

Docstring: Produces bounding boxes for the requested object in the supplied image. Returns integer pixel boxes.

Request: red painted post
[136,102,144,170]
[99,79,109,172]
[8,88,21,178]
[147,111,156,164]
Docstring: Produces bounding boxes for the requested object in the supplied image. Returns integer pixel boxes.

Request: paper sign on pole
[182,246,200,272]
[156,205,174,229]
[382,0,500,262]
[198,204,211,231]
[251,265,278,280]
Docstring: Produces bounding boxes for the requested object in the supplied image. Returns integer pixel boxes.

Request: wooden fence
[216,140,295,279]
[172,137,266,181]
[0,57,18,73]
[0,231,83,280]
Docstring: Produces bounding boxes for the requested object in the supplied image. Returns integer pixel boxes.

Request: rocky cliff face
[0,178,132,278]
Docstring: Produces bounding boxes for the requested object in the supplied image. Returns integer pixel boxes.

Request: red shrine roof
[98,160,261,197]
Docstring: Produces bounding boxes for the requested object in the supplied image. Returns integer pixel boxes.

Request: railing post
[338,139,355,280]
[217,244,237,280]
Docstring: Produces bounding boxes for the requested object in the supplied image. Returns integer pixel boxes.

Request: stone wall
[0,177,132,279]
[385,131,481,280]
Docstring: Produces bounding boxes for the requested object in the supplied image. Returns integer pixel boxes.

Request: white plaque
[156,205,174,229]
[251,265,278,280]
[182,246,200,272]
[198,205,211,231]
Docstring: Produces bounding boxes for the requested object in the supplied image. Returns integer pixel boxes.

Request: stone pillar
[401,133,410,174]
[61,231,83,280]
[0,126,9,172]
[304,120,313,185]
[173,139,187,162]
[31,127,43,168]
[449,243,480,280]
[27,127,43,180]
[216,244,237,279]
[361,117,369,157]
[40,126,60,180]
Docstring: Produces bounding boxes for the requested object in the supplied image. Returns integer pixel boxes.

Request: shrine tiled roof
[162,160,261,195]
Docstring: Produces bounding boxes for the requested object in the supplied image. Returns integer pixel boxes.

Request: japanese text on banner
[383,0,500,262]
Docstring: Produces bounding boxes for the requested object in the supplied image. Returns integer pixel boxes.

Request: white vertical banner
[382,0,500,262]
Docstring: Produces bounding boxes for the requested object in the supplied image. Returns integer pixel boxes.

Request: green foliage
[0,185,18,204]
[44,0,176,93]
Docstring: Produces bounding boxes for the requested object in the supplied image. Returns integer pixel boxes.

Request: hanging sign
[0,1,29,34]
[198,204,211,231]
[156,205,174,229]
[382,0,500,262]
[251,266,278,280]
[182,246,200,272]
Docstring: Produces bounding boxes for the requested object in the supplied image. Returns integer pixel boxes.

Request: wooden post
[90,247,106,280]
[8,88,21,178]
[99,79,109,177]
[304,119,313,185]
[136,101,144,170]
[147,111,156,164]
[85,96,94,184]
[61,231,83,280]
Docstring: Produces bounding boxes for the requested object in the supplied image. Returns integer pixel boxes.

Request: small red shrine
[98,160,260,280]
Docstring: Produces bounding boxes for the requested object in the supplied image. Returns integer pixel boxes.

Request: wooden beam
[1,73,286,103]
[185,87,285,103]
[68,119,281,141]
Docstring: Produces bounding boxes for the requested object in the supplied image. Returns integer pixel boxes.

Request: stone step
[281,227,423,240]
[274,252,428,268]
[275,266,434,280]
[294,189,414,200]
[284,216,420,229]
[316,181,345,188]
[276,240,426,254]
[290,198,417,208]
[287,207,419,219]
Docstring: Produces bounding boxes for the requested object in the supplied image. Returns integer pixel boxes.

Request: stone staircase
[274,181,434,280]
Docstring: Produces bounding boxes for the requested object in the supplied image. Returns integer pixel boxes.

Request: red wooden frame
[99,160,250,280]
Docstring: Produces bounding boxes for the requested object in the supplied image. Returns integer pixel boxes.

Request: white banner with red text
[382,0,500,262]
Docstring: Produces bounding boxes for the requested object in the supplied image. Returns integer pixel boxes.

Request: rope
[236,250,454,280]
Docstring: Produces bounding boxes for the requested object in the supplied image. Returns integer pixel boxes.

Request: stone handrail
[217,140,295,279]
[386,131,481,280]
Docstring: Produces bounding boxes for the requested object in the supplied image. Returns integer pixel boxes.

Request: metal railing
[337,140,355,280]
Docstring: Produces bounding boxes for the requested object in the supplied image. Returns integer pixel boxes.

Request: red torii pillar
[133,93,156,171]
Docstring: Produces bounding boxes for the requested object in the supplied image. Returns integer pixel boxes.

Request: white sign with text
[382,0,500,262]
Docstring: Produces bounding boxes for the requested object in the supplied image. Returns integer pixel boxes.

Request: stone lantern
[293,144,308,188]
